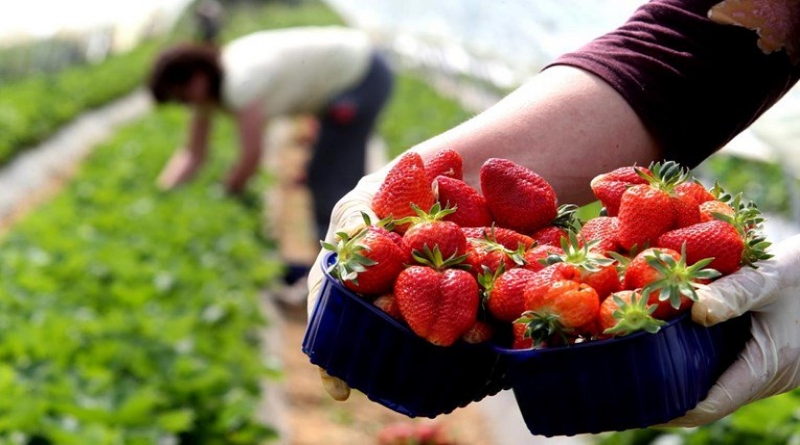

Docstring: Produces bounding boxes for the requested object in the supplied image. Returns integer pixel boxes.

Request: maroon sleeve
[546,0,800,169]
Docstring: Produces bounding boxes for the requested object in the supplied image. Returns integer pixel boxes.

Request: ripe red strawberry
[399,203,467,261]
[547,231,621,300]
[617,183,676,250]
[616,161,693,251]
[461,320,494,344]
[484,267,537,323]
[393,251,479,347]
[671,193,702,229]
[530,204,579,247]
[623,246,720,319]
[522,262,579,312]
[522,243,564,272]
[699,200,735,222]
[479,158,558,234]
[511,322,534,349]
[373,152,436,233]
[675,180,715,206]
[596,290,666,339]
[656,220,745,275]
[519,279,600,346]
[373,293,403,320]
[424,148,463,183]
[590,165,651,216]
[463,235,525,277]
[579,216,621,255]
[323,215,406,296]
[461,226,535,251]
[435,176,493,227]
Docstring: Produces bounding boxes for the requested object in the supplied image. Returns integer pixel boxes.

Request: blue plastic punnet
[493,310,752,437]
[302,252,509,418]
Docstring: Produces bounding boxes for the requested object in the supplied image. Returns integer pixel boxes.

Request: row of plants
[0,2,342,443]
[0,42,162,166]
[0,104,281,443]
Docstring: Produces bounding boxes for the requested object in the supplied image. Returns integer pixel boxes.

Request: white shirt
[220,26,373,116]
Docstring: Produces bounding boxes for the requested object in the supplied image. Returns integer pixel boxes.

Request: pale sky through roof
[0,0,192,42]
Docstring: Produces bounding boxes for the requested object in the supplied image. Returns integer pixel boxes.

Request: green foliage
[697,154,794,218]
[0,107,282,443]
[0,42,160,165]
[595,391,800,444]
[219,0,345,39]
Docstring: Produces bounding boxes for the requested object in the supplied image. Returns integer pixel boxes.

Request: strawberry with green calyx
[655,192,772,275]
[545,231,621,300]
[435,175,493,227]
[398,202,467,261]
[322,213,406,296]
[631,245,721,319]
[699,199,735,222]
[393,246,478,347]
[718,193,772,268]
[696,180,736,224]
[463,230,528,277]
[530,204,580,247]
[598,290,667,338]
[372,152,436,233]
[479,158,558,234]
[511,322,534,349]
[424,148,463,183]
[706,187,772,268]
[590,165,652,216]
[482,263,537,323]
[617,160,692,251]
[518,279,600,347]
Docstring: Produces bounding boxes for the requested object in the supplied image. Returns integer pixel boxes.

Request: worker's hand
[662,233,800,427]
[306,170,386,401]
[157,148,205,191]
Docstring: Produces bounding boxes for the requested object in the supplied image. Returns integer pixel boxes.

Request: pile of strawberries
[323,150,771,349]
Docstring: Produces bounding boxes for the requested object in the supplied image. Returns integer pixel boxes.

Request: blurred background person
[147,25,395,285]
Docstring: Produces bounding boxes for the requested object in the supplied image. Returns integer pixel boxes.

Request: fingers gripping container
[302,253,509,418]
[494,311,752,437]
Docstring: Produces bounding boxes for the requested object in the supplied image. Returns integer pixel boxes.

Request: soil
[267,119,500,445]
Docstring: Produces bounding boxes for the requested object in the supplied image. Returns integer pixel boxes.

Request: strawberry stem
[603,292,666,336]
[516,311,570,347]
[641,244,720,308]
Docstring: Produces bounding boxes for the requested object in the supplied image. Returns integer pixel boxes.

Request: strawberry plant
[0,107,281,443]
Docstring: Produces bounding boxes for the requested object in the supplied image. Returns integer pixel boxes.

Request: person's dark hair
[148,43,223,104]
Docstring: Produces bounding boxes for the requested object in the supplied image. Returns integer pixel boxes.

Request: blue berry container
[302,252,509,418]
[493,311,752,437]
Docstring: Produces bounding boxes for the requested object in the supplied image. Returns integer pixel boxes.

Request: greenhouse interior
[1,0,799,444]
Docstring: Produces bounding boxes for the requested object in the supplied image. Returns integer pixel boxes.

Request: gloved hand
[305,169,387,401]
[663,233,800,427]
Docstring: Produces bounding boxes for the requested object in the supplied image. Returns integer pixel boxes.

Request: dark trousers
[307,51,395,242]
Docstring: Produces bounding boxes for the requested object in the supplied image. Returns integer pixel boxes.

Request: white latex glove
[663,233,800,427]
[305,169,386,401]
